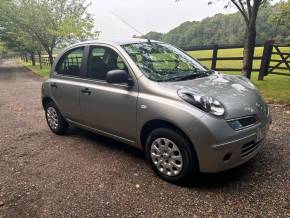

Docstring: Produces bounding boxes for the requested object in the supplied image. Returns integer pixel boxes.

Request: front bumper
[194,114,271,173]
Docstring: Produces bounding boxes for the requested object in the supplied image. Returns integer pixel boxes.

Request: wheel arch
[140,119,192,149]
[140,119,200,171]
[42,96,54,109]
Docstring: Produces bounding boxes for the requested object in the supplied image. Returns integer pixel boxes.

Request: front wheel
[45,101,68,135]
[145,128,198,184]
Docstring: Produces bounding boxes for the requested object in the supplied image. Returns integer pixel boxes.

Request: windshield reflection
[122,42,211,82]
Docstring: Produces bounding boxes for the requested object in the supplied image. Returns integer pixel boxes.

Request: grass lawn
[20,46,290,104]
[21,61,51,79]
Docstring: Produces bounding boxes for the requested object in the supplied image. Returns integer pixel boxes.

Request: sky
[88,0,238,39]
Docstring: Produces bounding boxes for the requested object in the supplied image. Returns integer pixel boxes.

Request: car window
[91,47,105,59]
[56,47,84,77]
[86,46,128,81]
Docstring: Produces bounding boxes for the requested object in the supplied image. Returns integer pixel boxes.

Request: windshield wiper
[171,70,213,82]
[158,73,199,82]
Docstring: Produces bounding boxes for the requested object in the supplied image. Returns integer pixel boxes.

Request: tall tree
[0,0,96,65]
[208,0,271,79]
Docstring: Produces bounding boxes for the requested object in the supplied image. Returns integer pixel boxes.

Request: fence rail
[35,56,56,65]
[182,43,264,51]
[181,41,290,80]
[181,44,263,73]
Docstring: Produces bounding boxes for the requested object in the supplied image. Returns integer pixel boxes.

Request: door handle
[51,83,57,88]
[81,88,91,95]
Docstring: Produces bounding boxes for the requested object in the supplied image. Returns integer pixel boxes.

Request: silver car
[42,39,271,183]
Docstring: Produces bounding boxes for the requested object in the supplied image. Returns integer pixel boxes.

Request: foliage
[270,0,290,41]
[146,2,289,47]
[143,32,164,41]
[0,0,96,65]
[0,41,8,56]
[0,25,42,52]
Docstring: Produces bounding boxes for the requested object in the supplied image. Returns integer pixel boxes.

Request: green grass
[20,60,51,79]
[20,46,290,104]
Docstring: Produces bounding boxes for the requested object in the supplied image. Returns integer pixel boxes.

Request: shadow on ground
[65,125,261,189]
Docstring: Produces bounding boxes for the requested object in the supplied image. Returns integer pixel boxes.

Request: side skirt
[67,119,140,148]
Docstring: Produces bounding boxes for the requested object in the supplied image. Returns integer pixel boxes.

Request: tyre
[145,128,198,183]
[45,101,68,135]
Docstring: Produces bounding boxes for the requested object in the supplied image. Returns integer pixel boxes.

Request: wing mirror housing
[106,70,134,86]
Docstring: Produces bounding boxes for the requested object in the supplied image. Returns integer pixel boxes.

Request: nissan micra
[42,39,271,183]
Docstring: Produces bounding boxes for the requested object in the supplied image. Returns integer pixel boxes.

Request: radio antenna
[108,10,150,42]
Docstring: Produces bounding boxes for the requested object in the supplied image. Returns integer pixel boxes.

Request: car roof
[69,38,160,47]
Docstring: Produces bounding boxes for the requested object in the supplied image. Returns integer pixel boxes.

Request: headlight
[177,89,225,116]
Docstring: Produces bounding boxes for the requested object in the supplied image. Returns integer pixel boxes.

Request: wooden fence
[259,41,290,79]
[182,40,290,80]
[181,43,263,72]
[35,56,56,65]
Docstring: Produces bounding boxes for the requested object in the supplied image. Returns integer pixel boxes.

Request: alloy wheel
[150,138,183,177]
[46,107,59,130]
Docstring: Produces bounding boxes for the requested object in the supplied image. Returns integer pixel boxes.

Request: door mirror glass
[106,70,132,85]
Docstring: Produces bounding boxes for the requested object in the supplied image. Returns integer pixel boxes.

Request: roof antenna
[108,10,151,42]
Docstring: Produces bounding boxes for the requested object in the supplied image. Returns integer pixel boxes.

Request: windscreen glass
[122,42,211,82]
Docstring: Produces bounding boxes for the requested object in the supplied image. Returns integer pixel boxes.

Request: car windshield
[122,42,212,82]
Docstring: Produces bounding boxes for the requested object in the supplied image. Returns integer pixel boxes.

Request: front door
[79,45,138,142]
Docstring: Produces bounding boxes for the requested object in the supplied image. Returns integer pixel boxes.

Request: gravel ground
[0,59,289,218]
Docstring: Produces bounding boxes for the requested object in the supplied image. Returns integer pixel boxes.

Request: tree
[0,41,8,58]
[208,0,271,79]
[144,31,164,41]
[146,3,289,47]
[270,0,290,41]
[0,0,96,65]
[0,17,45,66]
[271,0,290,25]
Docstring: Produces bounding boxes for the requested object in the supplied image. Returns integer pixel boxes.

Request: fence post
[211,45,218,70]
[258,40,274,80]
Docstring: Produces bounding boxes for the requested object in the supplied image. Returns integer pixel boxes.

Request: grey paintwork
[42,39,271,173]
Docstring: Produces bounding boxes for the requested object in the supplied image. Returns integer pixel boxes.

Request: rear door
[50,46,85,121]
[79,45,138,142]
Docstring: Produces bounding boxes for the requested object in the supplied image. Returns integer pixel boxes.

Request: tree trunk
[240,0,261,79]
[242,26,256,79]
[37,50,42,69]
[48,51,54,66]
[24,54,28,62]
[30,51,36,66]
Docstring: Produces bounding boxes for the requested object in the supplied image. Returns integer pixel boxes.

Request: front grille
[241,140,261,158]
[239,116,257,126]
[227,116,258,130]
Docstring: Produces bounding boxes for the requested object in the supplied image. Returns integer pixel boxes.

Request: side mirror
[106,70,134,86]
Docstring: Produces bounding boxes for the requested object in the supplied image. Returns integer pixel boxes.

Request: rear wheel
[145,128,198,183]
[45,101,68,135]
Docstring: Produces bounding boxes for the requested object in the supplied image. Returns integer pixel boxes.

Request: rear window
[56,47,84,77]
